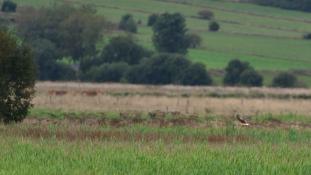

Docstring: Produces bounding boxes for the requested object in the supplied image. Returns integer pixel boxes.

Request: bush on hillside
[126,54,190,84]
[239,69,263,87]
[126,53,212,86]
[209,21,220,32]
[100,36,152,65]
[147,13,159,26]
[185,33,202,48]
[272,72,298,88]
[198,9,214,20]
[1,0,17,12]
[224,59,250,86]
[303,33,311,40]
[118,14,137,33]
[181,63,213,86]
[84,62,129,82]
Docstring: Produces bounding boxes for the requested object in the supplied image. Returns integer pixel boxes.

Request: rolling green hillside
[12,0,311,86]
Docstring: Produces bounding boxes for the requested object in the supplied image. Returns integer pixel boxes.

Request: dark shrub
[250,0,311,13]
[84,62,129,82]
[152,13,189,54]
[272,72,298,88]
[239,69,263,87]
[0,31,35,123]
[118,14,137,33]
[101,36,151,65]
[54,63,77,81]
[303,33,311,40]
[127,54,191,85]
[209,21,220,32]
[186,33,202,48]
[147,13,159,26]
[1,0,17,12]
[198,9,214,20]
[125,64,146,84]
[224,59,250,86]
[80,56,103,74]
[181,63,212,86]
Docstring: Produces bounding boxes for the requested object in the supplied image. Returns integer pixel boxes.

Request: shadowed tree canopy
[16,4,107,61]
[126,53,212,85]
[0,31,36,123]
[100,36,151,65]
[272,72,298,88]
[152,13,189,54]
[224,59,250,86]
[118,14,137,33]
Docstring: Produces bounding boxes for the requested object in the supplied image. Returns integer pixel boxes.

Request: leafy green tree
[101,36,151,65]
[1,0,17,12]
[209,21,220,32]
[0,31,35,123]
[147,14,159,26]
[118,14,137,33]
[181,63,212,86]
[186,33,202,48]
[17,4,106,61]
[84,62,129,82]
[127,53,196,85]
[80,56,103,75]
[31,39,76,81]
[224,59,250,86]
[239,69,263,87]
[272,72,298,88]
[152,13,189,54]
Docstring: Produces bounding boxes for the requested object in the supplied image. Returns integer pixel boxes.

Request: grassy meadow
[11,0,311,86]
[14,0,311,69]
[0,82,310,174]
[2,0,311,173]
[1,109,311,175]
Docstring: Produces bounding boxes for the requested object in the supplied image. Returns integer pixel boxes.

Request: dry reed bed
[33,82,311,116]
[36,82,311,99]
[34,93,311,116]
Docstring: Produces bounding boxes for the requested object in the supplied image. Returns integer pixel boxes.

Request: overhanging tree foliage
[0,31,35,123]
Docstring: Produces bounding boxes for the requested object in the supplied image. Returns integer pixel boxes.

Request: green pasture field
[14,0,311,71]
[1,108,311,174]
[12,0,311,86]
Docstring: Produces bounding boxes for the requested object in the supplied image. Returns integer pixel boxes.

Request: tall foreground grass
[0,137,310,175]
[1,122,311,175]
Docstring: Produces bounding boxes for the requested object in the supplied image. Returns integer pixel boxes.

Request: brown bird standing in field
[235,113,250,126]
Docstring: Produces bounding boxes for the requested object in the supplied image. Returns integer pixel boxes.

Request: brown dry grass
[33,82,311,116]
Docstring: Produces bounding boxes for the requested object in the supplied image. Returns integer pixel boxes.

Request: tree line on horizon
[1,2,301,88]
[0,1,303,123]
[250,0,311,12]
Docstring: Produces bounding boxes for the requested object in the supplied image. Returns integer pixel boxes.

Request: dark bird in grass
[235,114,250,126]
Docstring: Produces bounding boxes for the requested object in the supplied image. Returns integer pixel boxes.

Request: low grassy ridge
[1,108,311,174]
[12,0,311,86]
